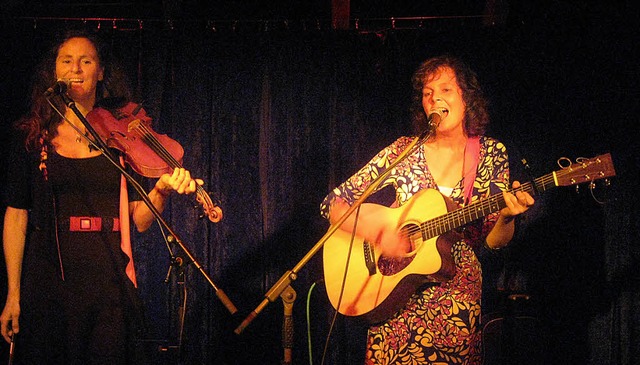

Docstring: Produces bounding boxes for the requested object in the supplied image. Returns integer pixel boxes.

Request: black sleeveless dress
[15,150,144,365]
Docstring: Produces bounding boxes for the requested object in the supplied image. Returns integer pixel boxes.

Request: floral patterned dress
[320,135,510,365]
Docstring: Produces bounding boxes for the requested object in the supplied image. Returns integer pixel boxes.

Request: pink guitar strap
[462,137,481,205]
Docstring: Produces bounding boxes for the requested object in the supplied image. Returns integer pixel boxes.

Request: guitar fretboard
[418,172,557,240]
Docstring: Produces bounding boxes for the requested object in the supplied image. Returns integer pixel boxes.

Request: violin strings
[133,121,210,198]
[134,122,182,168]
[128,119,223,222]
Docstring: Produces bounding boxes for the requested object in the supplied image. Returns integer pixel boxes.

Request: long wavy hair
[410,55,489,137]
[17,28,131,151]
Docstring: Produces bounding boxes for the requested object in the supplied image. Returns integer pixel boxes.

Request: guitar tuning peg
[604,178,611,187]
[575,185,580,194]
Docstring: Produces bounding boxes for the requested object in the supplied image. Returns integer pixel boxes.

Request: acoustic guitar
[323,153,616,324]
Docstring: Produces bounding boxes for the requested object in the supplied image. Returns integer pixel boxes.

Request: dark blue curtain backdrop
[1,3,638,364]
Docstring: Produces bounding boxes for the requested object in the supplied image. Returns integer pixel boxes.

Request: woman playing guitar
[320,55,534,365]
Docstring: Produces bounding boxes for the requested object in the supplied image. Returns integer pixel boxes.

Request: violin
[86,102,223,223]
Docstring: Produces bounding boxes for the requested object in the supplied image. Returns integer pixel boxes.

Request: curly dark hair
[410,55,489,137]
[17,28,131,151]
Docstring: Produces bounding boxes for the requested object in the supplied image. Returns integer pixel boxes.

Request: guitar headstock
[554,153,616,187]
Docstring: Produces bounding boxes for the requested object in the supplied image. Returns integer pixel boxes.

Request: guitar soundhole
[378,255,415,276]
[377,224,418,276]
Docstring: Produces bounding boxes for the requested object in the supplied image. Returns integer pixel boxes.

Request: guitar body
[322,153,615,324]
[323,188,457,323]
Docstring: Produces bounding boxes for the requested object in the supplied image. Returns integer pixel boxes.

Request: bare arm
[0,207,28,343]
[485,181,534,249]
[131,168,202,232]
[328,197,410,256]
[328,197,391,236]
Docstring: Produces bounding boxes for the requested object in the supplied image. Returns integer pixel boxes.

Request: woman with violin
[0,29,201,364]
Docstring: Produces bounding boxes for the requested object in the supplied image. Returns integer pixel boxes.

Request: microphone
[44,79,72,97]
[417,108,446,142]
[427,108,446,131]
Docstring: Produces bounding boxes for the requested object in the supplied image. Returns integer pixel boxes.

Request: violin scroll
[196,189,223,223]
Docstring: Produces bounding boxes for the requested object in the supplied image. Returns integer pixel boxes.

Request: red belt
[68,217,120,232]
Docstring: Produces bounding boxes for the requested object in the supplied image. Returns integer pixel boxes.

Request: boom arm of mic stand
[65,98,237,315]
[234,132,429,334]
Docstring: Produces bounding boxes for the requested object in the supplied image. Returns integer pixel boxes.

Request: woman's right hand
[375,226,412,258]
[0,297,20,343]
[1,206,28,344]
[329,197,411,258]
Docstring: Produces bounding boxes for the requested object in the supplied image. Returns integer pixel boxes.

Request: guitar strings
[403,163,598,240]
[402,173,557,240]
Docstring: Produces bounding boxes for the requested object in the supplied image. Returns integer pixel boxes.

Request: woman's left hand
[500,180,535,220]
[155,167,203,195]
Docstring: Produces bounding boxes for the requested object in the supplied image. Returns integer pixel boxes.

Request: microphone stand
[234,126,435,335]
[280,286,296,365]
[61,95,238,315]
[158,238,187,361]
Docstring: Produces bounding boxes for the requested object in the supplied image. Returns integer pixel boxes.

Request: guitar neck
[421,172,557,239]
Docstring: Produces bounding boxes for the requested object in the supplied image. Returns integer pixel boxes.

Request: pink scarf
[119,157,137,287]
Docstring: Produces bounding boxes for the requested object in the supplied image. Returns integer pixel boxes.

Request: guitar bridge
[363,241,376,276]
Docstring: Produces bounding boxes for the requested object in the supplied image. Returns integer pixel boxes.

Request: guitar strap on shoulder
[462,136,481,205]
